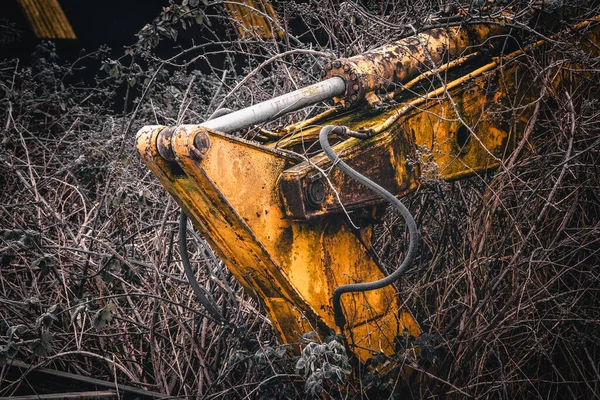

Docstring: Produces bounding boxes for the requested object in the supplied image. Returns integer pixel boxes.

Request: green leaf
[25,297,41,308]
[32,255,54,277]
[195,13,204,25]
[301,331,319,343]
[7,325,28,340]
[112,187,128,205]
[1,341,21,361]
[323,361,333,379]
[295,357,306,371]
[35,312,57,330]
[30,332,53,356]
[93,303,116,330]
[101,258,122,283]
[109,66,120,79]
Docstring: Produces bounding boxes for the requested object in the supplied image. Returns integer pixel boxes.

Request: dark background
[2,0,169,59]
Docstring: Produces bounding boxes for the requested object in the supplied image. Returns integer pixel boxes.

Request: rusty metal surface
[280,17,600,219]
[280,64,517,219]
[322,24,511,106]
[137,125,421,362]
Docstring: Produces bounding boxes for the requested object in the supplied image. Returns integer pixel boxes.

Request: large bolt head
[306,179,326,207]
[192,131,211,160]
[156,127,176,161]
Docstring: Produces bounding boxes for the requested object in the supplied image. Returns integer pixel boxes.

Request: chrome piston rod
[199,77,346,134]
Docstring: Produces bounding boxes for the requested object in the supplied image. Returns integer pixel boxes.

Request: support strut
[200,77,346,134]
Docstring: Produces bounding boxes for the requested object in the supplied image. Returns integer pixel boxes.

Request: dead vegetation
[1,1,600,398]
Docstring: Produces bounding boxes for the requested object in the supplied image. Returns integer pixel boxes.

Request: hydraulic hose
[178,107,234,324]
[319,125,420,330]
[179,215,223,323]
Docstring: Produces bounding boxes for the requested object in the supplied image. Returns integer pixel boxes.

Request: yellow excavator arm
[137,15,600,363]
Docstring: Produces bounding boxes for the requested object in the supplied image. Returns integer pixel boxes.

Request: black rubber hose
[319,125,420,330]
[178,107,234,324]
[179,215,224,323]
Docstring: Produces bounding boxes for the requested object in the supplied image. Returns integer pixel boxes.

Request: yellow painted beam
[223,0,284,40]
[17,0,76,39]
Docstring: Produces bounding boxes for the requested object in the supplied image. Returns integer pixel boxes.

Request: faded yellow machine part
[278,17,600,219]
[138,125,420,361]
[223,0,284,40]
[17,0,76,39]
[323,23,510,106]
[137,17,600,363]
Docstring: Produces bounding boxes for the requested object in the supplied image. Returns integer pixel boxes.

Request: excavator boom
[137,15,600,363]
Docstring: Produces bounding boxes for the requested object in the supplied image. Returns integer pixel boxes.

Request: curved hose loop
[319,125,420,330]
[178,107,235,325]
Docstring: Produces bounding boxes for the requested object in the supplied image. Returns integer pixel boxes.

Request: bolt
[156,127,176,161]
[192,131,211,160]
[343,64,350,72]
[306,179,326,207]
[326,62,333,70]
[352,84,359,91]
[333,60,341,68]
[350,74,357,80]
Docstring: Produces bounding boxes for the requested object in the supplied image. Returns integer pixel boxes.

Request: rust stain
[323,24,509,106]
